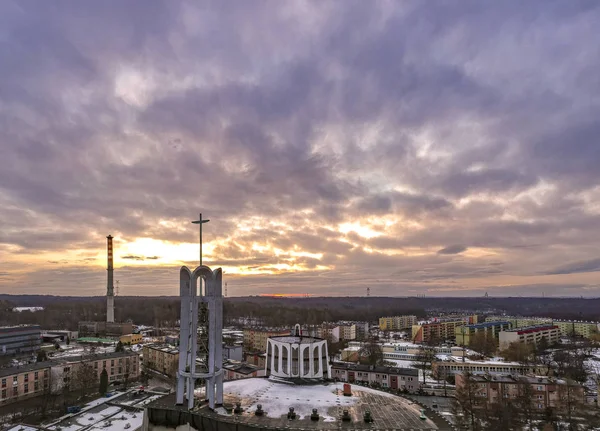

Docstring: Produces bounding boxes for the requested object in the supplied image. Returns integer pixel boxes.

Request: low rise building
[432,357,550,377]
[331,362,422,392]
[0,325,42,356]
[120,333,143,345]
[412,320,465,343]
[0,362,50,405]
[142,344,179,377]
[0,351,140,406]
[456,321,512,346]
[379,315,417,331]
[222,360,266,380]
[552,320,600,338]
[499,324,560,349]
[78,321,134,337]
[455,373,585,411]
[223,344,243,361]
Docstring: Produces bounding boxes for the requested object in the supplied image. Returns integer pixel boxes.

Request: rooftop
[464,321,510,329]
[147,378,443,430]
[332,361,419,377]
[505,324,559,334]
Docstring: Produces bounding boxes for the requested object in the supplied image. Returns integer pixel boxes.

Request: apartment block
[0,363,50,405]
[499,325,560,350]
[331,362,422,392]
[455,373,585,411]
[552,320,600,338]
[456,321,512,346]
[379,316,417,331]
[412,320,465,343]
[486,315,552,329]
[52,351,140,391]
[0,351,139,406]
[242,328,289,352]
[143,344,179,377]
[78,321,134,337]
[0,325,42,356]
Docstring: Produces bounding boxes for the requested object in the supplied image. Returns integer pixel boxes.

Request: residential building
[0,351,139,406]
[0,325,42,356]
[486,315,552,329]
[333,324,356,341]
[455,321,512,346]
[143,344,179,377]
[51,351,140,390]
[353,321,370,340]
[222,360,266,381]
[0,362,50,405]
[455,373,585,411]
[331,362,422,392]
[412,320,465,343]
[242,328,289,352]
[432,358,550,377]
[499,325,561,350]
[379,316,417,331]
[381,342,468,361]
[552,320,600,338]
[120,333,143,345]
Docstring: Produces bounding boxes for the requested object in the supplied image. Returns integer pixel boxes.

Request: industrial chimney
[106,235,115,323]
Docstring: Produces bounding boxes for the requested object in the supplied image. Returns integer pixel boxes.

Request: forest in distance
[1,295,600,331]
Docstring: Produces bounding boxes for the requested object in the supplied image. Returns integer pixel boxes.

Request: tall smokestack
[106,235,115,323]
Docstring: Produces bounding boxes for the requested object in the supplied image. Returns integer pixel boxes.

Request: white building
[265,324,330,379]
[498,324,561,349]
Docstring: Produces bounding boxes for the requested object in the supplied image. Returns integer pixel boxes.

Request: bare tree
[72,361,98,399]
[358,338,383,367]
[412,346,435,384]
[453,371,485,431]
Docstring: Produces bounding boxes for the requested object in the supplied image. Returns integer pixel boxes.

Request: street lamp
[191,213,210,266]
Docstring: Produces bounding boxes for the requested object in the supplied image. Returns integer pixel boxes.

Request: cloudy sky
[1,1,599,297]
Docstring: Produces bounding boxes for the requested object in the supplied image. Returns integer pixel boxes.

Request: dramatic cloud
[0,0,599,297]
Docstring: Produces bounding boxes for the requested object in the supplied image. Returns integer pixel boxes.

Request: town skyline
[1,1,600,297]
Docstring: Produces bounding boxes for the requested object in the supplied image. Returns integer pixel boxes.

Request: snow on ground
[4,426,39,431]
[220,378,397,422]
[88,410,143,431]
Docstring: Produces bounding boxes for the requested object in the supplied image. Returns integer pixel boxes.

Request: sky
[1,1,599,297]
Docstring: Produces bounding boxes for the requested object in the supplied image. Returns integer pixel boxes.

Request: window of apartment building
[111,368,114,375]
[13,376,17,383]
[119,359,122,364]
[24,384,29,394]
[111,360,114,366]
[103,361,106,368]
[537,386,543,391]
[44,370,48,378]
[1,378,5,388]
[538,404,543,409]
[34,371,38,380]
[34,382,39,391]
[24,374,29,382]
[94,362,98,369]
[12,387,17,396]
[537,395,543,400]
[118,367,122,374]
[63,367,70,373]
[1,389,6,399]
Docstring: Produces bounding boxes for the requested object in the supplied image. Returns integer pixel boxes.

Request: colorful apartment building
[455,321,512,346]
[379,315,417,331]
[552,320,600,338]
[499,325,561,349]
[412,320,465,343]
